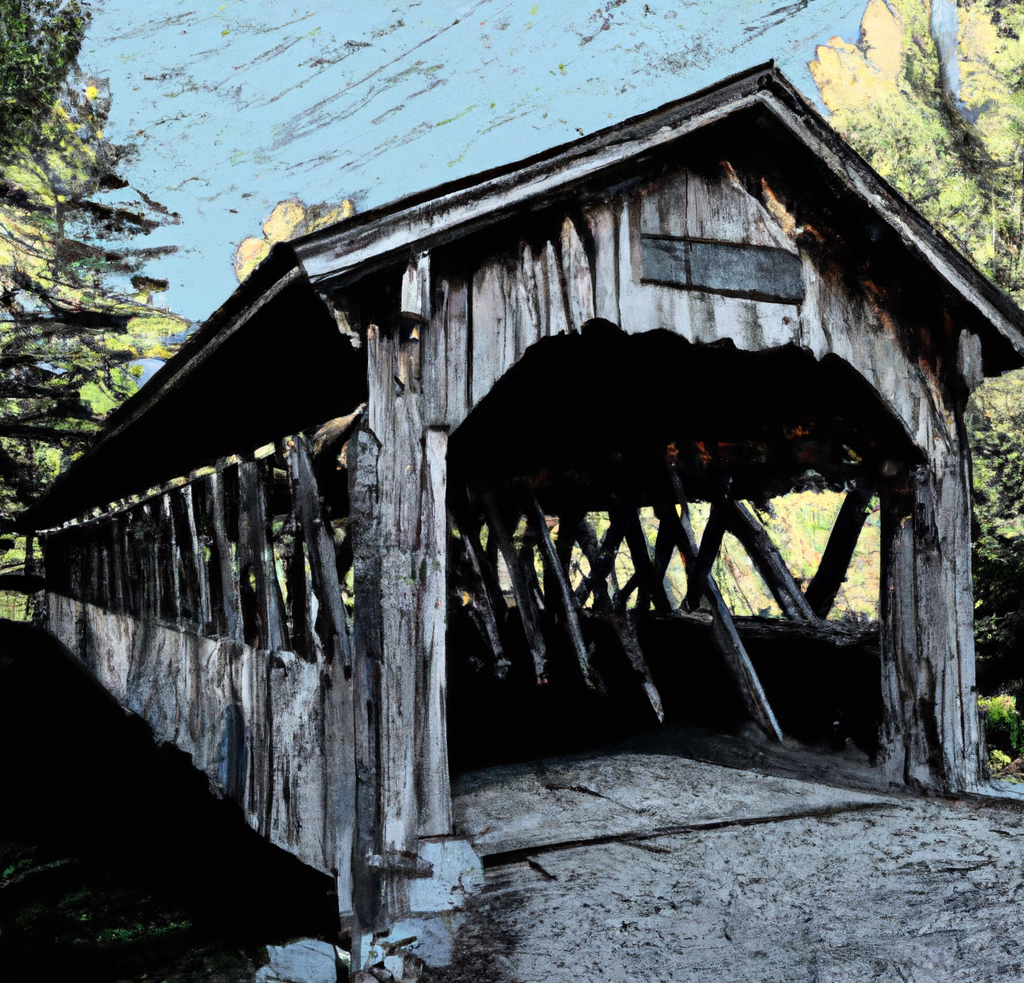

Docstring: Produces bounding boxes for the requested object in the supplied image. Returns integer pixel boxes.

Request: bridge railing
[42,434,354,661]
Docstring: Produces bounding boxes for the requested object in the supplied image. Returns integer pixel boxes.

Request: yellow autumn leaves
[234,196,355,282]
[810,0,1024,297]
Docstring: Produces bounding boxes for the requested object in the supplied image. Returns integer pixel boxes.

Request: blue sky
[80,0,868,321]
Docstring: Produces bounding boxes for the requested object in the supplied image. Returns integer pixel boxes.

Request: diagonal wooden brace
[660,466,783,741]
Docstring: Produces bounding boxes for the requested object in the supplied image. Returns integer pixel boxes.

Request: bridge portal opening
[444,323,919,775]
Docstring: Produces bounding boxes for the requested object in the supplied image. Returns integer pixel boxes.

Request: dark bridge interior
[444,325,913,774]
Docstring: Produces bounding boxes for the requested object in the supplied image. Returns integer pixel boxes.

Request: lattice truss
[449,465,877,740]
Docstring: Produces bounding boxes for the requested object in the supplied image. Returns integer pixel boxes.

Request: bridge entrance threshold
[359,731,1024,982]
[452,727,905,865]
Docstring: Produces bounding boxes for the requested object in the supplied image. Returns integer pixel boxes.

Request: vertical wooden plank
[421,277,449,428]
[210,469,243,642]
[284,488,314,661]
[543,240,571,339]
[117,512,133,617]
[400,251,431,319]
[348,427,384,931]
[449,274,471,430]
[560,216,595,331]
[367,323,393,440]
[162,493,180,624]
[170,488,197,628]
[586,202,620,325]
[471,259,516,406]
[378,395,424,920]
[107,517,124,614]
[417,428,453,837]
[516,241,542,357]
[421,268,470,431]
[183,483,212,633]
[238,459,286,651]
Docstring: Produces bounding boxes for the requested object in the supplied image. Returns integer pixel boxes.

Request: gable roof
[22,62,1024,532]
[291,61,1024,361]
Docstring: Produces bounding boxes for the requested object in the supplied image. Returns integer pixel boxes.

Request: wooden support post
[878,445,982,792]
[238,459,287,651]
[348,428,384,932]
[726,500,816,622]
[354,304,455,932]
[660,469,783,741]
[529,493,597,688]
[805,486,873,619]
[416,429,452,838]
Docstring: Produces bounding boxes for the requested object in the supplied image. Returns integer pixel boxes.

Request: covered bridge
[21,64,1024,943]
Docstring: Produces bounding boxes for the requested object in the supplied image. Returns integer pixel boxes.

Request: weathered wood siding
[42,438,360,908]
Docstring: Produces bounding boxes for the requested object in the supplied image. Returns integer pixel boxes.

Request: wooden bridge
[20,64,1024,961]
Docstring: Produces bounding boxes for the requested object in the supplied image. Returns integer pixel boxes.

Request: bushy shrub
[979,694,1024,759]
[990,748,1013,775]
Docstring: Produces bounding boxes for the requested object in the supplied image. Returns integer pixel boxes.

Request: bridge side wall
[42,437,360,910]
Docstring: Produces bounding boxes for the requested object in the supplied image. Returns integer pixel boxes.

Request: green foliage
[978,693,1024,757]
[0,0,90,156]
[967,371,1024,667]
[813,2,1024,683]
[812,0,1024,306]
[989,747,1012,774]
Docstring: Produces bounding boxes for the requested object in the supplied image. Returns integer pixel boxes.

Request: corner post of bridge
[347,248,458,947]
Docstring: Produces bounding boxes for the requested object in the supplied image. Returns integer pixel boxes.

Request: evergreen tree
[0,1,188,519]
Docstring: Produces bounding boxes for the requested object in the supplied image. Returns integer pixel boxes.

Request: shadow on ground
[0,619,340,982]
